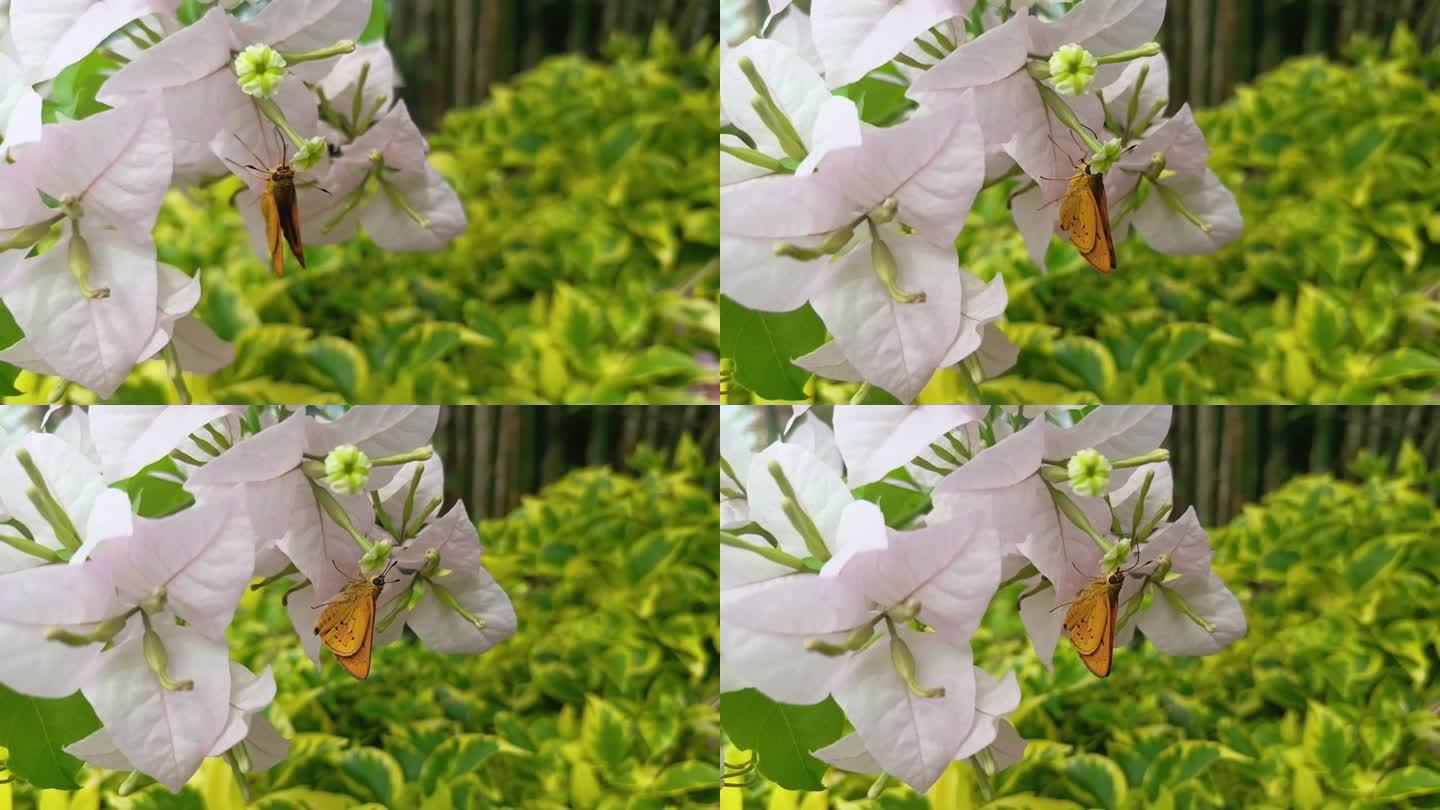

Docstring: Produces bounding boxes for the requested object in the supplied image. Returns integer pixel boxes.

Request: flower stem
[0,533,63,563]
[720,531,809,572]
[308,479,375,553]
[1036,82,1102,154]
[16,450,83,552]
[278,40,356,66]
[254,97,307,150]
[159,343,191,405]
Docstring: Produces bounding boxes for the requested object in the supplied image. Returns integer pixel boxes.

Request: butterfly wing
[335,595,377,681]
[1062,580,1111,655]
[1081,172,1116,273]
[1065,576,1122,678]
[316,583,373,657]
[1059,172,1098,253]
[261,178,286,277]
[271,173,306,271]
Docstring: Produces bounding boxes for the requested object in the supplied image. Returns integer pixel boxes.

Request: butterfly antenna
[233,132,269,170]
[276,124,289,165]
[223,155,268,179]
[1050,599,1076,613]
[1046,131,1077,164]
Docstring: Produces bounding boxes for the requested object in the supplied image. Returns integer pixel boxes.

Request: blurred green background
[0,405,721,809]
[721,2,1440,404]
[5,0,720,405]
[722,405,1440,809]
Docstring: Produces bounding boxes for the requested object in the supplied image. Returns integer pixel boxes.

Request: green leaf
[417,734,498,796]
[253,790,360,810]
[360,0,388,42]
[1062,753,1128,810]
[1052,336,1117,396]
[719,689,844,791]
[0,686,101,790]
[305,336,370,401]
[1372,766,1440,801]
[1294,285,1348,361]
[720,297,825,400]
[1301,702,1353,775]
[1143,741,1248,800]
[580,695,633,772]
[850,480,932,528]
[1364,348,1440,384]
[114,456,196,518]
[338,747,405,806]
[649,760,717,795]
[44,51,117,122]
[981,796,1086,810]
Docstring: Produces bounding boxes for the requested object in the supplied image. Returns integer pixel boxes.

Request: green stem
[371,447,433,467]
[0,533,63,563]
[1044,479,1111,551]
[1036,82,1103,153]
[379,176,432,229]
[254,97,306,150]
[16,450,83,552]
[720,143,788,173]
[1095,42,1161,65]
[720,532,810,572]
[308,480,375,553]
[159,343,192,405]
[278,40,357,66]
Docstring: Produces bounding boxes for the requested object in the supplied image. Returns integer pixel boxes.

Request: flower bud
[325,444,373,495]
[890,634,944,699]
[293,136,327,172]
[1048,43,1099,96]
[1067,448,1113,497]
[143,622,194,692]
[234,44,288,98]
[360,537,393,570]
[1088,137,1124,174]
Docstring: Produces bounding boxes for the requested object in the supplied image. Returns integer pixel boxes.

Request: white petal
[1137,571,1246,655]
[833,628,976,792]
[810,234,963,403]
[407,567,517,655]
[84,621,232,792]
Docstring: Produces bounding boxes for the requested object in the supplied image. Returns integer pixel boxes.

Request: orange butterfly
[227,128,328,277]
[1061,556,1150,677]
[314,561,398,680]
[1061,568,1125,677]
[1058,156,1116,274]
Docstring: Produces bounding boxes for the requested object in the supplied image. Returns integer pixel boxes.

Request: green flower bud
[1049,43,1099,96]
[1088,137,1125,174]
[292,136,327,171]
[1067,448,1113,497]
[234,44,288,99]
[325,444,373,495]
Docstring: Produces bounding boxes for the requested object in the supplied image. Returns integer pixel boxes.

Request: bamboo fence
[1160,0,1440,108]
[434,405,720,518]
[386,0,718,128]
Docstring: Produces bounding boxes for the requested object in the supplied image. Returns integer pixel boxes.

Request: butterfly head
[370,560,400,591]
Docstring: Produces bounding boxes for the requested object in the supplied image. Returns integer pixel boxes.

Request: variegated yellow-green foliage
[804,30,1440,406]
[727,443,1440,809]
[5,443,719,809]
[8,28,718,405]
